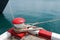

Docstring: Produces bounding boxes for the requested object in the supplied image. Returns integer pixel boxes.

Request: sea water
[3,11,60,34]
[2,0,60,34]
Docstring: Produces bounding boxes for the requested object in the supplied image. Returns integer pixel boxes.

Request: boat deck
[9,35,48,40]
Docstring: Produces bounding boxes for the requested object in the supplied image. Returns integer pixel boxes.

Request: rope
[28,19,60,26]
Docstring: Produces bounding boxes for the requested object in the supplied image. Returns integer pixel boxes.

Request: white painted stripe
[51,32,60,40]
[0,31,11,40]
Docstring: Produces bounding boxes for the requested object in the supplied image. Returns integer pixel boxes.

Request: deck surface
[21,35,46,40]
[9,35,48,40]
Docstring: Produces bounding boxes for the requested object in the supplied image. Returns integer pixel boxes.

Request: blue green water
[13,12,60,34]
[0,14,12,34]
[2,11,60,34]
[1,0,60,34]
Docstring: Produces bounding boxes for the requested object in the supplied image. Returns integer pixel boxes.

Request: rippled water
[1,0,60,34]
[3,11,60,34]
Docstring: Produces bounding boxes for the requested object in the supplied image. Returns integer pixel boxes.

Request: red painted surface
[8,28,27,38]
[12,17,26,24]
[38,29,52,39]
[8,28,52,40]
